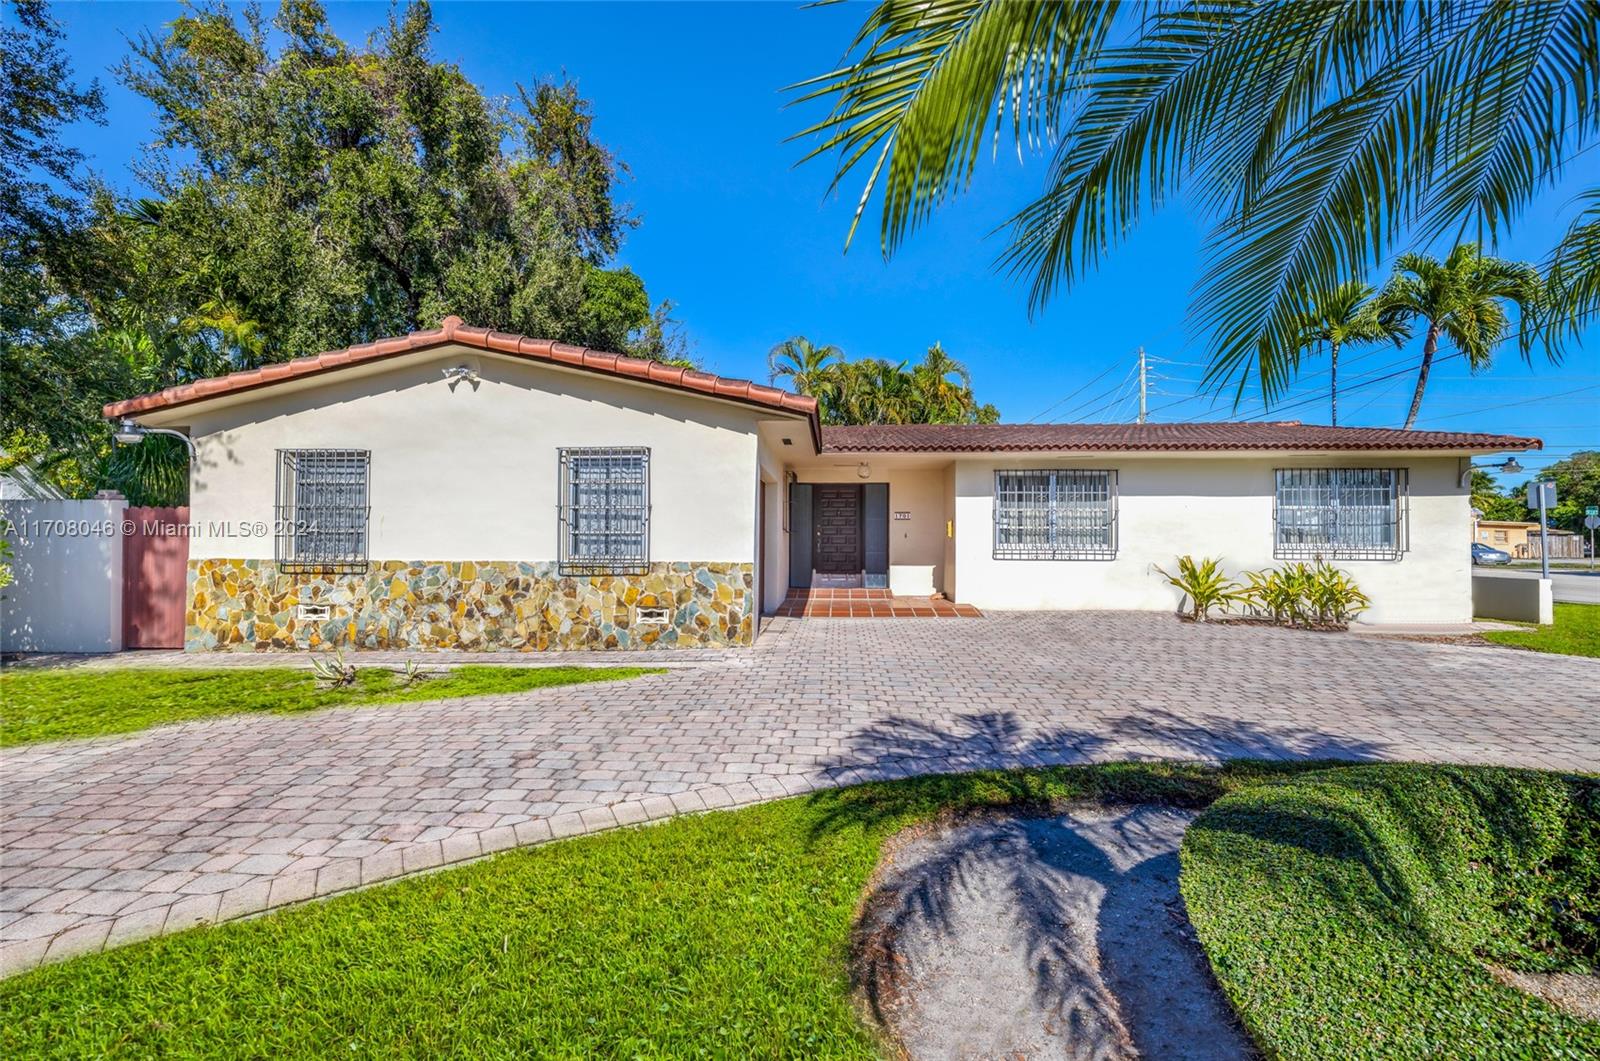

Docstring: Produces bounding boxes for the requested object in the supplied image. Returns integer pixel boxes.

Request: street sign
[1587,505,1599,516]
[1587,515,1600,530]
[1527,482,1557,509]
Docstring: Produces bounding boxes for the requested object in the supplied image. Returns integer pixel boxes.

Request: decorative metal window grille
[1274,468,1408,560]
[559,447,650,575]
[275,449,370,572]
[993,469,1118,560]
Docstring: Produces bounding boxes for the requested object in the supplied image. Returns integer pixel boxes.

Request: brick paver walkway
[4,613,1596,975]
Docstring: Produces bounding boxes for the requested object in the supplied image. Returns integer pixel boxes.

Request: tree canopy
[2,0,684,504]
[769,336,998,425]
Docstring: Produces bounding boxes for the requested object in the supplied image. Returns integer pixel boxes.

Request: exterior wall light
[114,418,197,456]
[1459,456,1523,488]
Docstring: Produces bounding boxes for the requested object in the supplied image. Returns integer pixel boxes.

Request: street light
[1458,455,1524,488]
[113,418,197,456]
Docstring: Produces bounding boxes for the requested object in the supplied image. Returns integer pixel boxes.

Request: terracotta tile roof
[103,316,818,432]
[820,422,1541,453]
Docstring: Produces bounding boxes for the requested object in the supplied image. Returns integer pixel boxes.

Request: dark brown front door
[813,485,862,573]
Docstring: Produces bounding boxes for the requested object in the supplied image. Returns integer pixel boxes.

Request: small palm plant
[1154,556,1242,622]
[1306,562,1371,626]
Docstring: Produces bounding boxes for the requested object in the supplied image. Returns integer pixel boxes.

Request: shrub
[1241,561,1369,628]
[1154,555,1244,621]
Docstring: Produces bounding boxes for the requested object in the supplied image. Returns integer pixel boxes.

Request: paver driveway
[4,612,1596,975]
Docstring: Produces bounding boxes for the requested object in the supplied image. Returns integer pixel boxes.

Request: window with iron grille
[993,469,1117,560]
[275,449,370,572]
[559,447,650,575]
[1274,468,1407,560]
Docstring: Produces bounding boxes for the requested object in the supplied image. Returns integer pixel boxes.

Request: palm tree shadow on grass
[804,708,1389,841]
[850,806,1258,1059]
[807,711,1396,1053]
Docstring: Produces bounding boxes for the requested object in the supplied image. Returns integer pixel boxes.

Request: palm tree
[1293,282,1409,426]
[910,343,973,423]
[1376,245,1543,430]
[794,1,1593,405]
[767,336,841,404]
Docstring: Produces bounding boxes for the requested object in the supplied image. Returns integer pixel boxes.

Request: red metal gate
[122,506,190,649]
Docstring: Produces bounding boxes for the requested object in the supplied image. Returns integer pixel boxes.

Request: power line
[1024,359,1121,423]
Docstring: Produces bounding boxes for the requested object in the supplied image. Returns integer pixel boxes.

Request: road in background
[1474,568,1600,605]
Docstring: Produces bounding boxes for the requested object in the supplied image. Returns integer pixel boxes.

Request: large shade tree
[4,0,687,503]
[98,0,680,364]
[795,0,1599,406]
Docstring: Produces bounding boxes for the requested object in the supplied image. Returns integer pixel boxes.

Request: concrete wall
[792,463,948,595]
[1472,574,1554,625]
[1,498,126,653]
[951,455,1470,624]
[173,346,784,564]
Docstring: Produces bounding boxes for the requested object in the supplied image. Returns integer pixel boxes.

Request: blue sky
[51,1,1598,483]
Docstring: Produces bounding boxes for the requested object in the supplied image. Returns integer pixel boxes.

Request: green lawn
[1482,602,1600,658]
[2,762,1594,1059]
[1182,764,1600,1060]
[0,763,1268,1059]
[0,664,660,746]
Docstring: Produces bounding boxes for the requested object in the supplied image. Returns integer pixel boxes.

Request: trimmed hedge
[1182,765,1600,1059]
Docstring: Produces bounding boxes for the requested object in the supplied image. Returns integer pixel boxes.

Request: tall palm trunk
[1402,323,1441,430]
[1329,340,1340,426]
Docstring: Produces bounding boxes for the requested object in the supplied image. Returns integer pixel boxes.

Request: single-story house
[1473,519,1582,559]
[104,317,1541,650]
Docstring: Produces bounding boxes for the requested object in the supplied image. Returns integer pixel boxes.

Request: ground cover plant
[3,762,1594,1058]
[0,665,659,746]
[1482,603,1600,659]
[1182,764,1600,1060]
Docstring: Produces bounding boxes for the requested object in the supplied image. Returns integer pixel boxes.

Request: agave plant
[1153,556,1243,622]
[310,650,356,687]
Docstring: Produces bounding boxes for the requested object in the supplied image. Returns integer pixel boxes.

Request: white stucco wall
[793,462,948,595]
[1,498,125,652]
[169,347,799,564]
[951,455,1471,624]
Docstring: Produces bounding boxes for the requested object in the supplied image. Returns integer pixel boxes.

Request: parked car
[1472,542,1512,565]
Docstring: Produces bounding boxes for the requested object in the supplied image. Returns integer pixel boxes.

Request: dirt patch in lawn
[852,804,1255,1059]
[1489,966,1600,1022]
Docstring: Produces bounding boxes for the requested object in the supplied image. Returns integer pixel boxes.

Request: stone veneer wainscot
[187,559,754,651]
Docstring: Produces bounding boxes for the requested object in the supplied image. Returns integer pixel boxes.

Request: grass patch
[0,762,1274,1058]
[0,665,660,746]
[1182,764,1600,1059]
[1482,602,1600,658]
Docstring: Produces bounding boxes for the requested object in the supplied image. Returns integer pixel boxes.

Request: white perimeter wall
[951,455,1470,624]
[1,498,126,652]
[173,346,781,563]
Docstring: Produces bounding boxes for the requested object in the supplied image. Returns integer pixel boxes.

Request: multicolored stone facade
[186,560,754,651]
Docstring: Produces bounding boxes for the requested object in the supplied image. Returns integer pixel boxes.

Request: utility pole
[1137,347,1147,424]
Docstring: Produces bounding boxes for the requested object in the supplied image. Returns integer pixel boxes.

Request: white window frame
[558,447,651,575]
[993,469,1118,560]
[1273,467,1408,561]
[274,449,370,572]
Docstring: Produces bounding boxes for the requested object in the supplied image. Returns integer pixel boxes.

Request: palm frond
[790,0,1116,254]
[1544,187,1600,333]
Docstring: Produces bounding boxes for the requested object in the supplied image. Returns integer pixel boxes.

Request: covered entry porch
[778,454,954,597]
